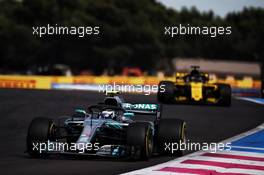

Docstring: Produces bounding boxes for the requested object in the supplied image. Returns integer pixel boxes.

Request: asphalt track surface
[0,89,263,175]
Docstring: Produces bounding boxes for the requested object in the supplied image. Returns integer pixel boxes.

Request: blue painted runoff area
[228,129,264,153]
[247,98,264,104]
[238,97,264,105]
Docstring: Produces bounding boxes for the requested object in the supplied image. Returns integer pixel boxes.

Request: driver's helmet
[101,110,115,119]
[189,70,203,82]
[190,69,200,77]
[72,109,86,118]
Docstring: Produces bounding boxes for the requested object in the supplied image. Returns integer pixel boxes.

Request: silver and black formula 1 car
[26,93,186,160]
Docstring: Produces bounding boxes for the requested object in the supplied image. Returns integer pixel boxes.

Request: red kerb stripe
[182,159,264,171]
[202,152,264,162]
[158,167,251,175]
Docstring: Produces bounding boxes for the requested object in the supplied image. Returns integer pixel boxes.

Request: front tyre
[26,117,56,157]
[127,122,153,160]
[157,119,186,156]
[217,84,231,106]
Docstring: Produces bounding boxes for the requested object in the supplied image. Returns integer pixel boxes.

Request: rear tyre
[157,119,186,156]
[127,122,153,160]
[26,117,56,157]
[157,81,175,103]
[218,84,231,106]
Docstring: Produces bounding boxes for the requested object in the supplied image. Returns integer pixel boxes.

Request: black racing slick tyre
[157,119,186,156]
[127,122,153,160]
[218,84,231,106]
[157,81,175,103]
[26,117,56,157]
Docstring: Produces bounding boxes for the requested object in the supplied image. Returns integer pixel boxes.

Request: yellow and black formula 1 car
[157,66,231,106]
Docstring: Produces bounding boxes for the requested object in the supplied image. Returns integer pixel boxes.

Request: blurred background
[0,0,263,96]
